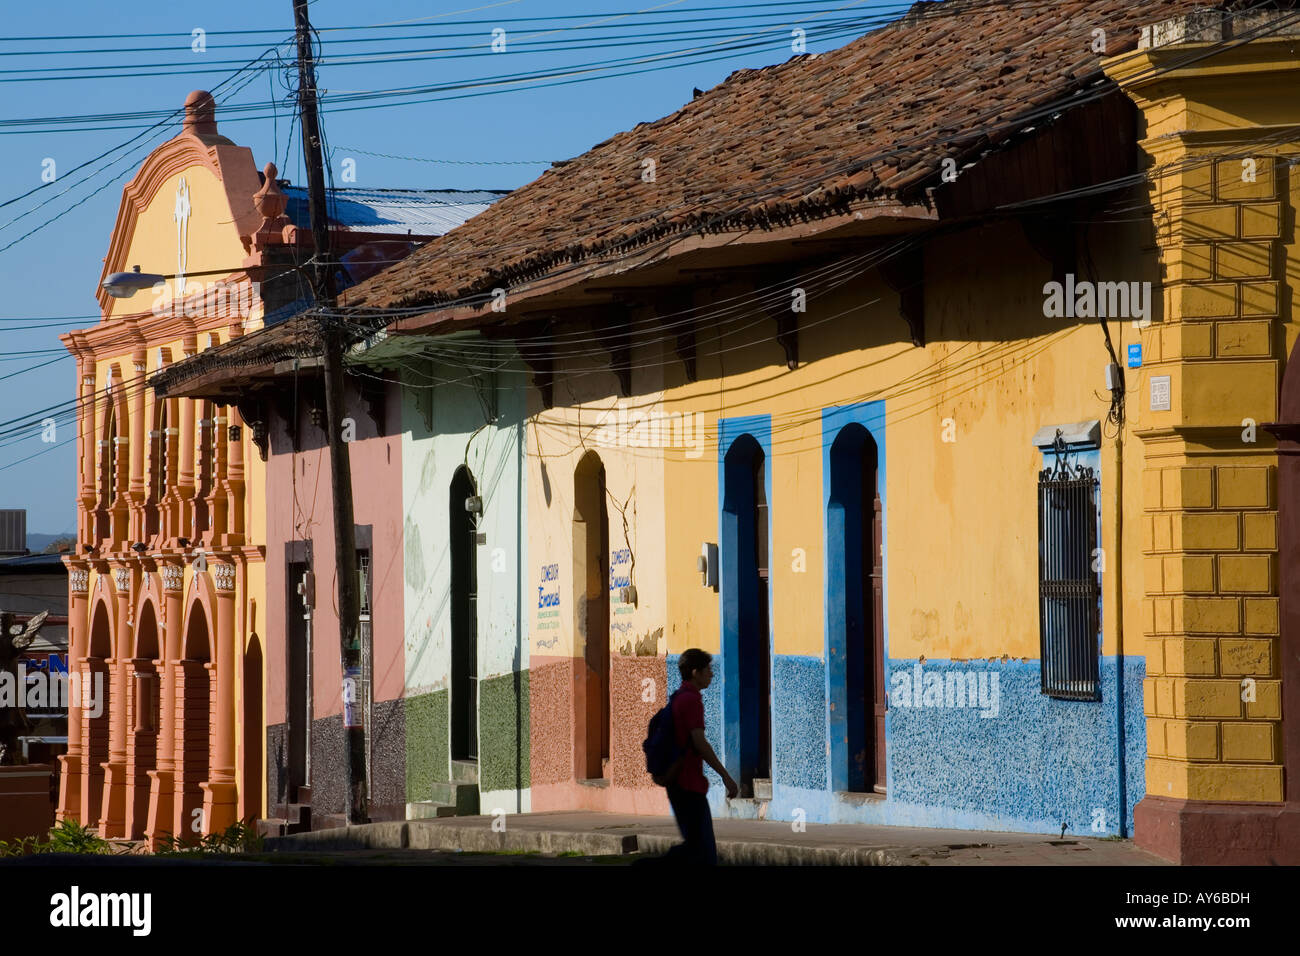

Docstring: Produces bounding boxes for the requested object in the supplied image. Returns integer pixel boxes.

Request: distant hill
[26,531,75,554]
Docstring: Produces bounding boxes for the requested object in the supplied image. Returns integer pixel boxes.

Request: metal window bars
[1037,431,1101,701]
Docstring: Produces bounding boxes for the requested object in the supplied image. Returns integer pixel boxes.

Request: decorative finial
[182,90,217,135]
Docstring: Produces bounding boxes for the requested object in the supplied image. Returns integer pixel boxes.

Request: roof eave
[374,197,938,337]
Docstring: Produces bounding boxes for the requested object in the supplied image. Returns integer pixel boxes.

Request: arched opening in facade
[573,451,610,781]
[146,401,169,542]
[175,602,212,841]
[242,632,264,822]
[827,423,885,794]
[722,433,770,797]
[449,465,479,763]
[81,600,113,827]
[193,400,213,541]
[126,599,161,837]
[96,407,117,544]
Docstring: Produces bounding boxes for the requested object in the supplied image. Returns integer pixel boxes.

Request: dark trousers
[664,784,717,865]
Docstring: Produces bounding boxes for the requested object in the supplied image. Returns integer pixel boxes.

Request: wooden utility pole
[293,0,367,824]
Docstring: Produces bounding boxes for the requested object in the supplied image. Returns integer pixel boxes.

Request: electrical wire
[5,2,1294,460]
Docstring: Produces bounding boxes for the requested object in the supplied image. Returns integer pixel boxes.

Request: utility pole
[293,0,367,825]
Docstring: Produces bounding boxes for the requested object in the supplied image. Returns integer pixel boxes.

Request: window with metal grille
[1037,434,1101,701]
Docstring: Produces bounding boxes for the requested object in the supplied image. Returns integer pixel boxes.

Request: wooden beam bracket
[594,304,634,397]
[761,268,800,369]
[1020,213,1076,282]
[879,247,925,348]
[516,322,556,409]
[234,398,269,462]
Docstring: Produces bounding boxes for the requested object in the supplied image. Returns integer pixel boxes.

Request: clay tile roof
[342,0,1211,317]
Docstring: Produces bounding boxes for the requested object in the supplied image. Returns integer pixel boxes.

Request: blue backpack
[643,689,686,786]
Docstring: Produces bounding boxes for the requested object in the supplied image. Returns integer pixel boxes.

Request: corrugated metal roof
[283,185,509,236]
[0,553,66,573]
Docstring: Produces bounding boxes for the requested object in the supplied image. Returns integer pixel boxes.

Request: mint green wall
[400,348,530,803]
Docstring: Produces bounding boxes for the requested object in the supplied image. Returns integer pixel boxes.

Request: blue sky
[0,0,906,537]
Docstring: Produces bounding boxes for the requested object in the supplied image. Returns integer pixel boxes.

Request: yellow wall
[528,212,1155,668]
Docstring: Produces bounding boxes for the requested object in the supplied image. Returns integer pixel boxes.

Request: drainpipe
[1114,420,1127,838]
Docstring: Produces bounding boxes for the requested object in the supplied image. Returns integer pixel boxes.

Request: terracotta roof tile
[342,0,1212,316]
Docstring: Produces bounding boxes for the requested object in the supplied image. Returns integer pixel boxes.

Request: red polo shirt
[671,682,708,793]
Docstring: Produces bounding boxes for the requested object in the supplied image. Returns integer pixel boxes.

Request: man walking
[663,648,738,865]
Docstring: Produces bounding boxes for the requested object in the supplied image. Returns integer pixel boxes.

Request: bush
[0,819,113,857]
[154,819,262,856]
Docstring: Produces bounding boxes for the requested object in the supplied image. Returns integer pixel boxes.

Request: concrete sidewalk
[264,811,1169,865]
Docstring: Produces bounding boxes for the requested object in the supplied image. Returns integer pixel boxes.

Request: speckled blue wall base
[771,655,826,791]
[704,653,1145,837]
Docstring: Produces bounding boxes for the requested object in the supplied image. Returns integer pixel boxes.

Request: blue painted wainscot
[690,653,1144,837]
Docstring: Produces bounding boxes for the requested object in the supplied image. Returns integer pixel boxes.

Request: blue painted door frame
[718,415,773,790]
[822,402,888,795]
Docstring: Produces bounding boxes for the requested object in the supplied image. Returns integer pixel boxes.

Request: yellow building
[1105,13,1300,864]
[335,2,1300,863]
[59,91,274,844]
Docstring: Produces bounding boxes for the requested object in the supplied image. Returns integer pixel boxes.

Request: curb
[264,820,908,864]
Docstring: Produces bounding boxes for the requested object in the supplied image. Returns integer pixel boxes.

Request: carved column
[223,407,246,545]
[94,368,111,547]
[128,352,147,542]
[56,565,90,822]
[77,367,96,539]
[176,340,198,543]
[195,406,213,545]
[201,560,239,833]
[145,562,185,847]
[207,411,230,542]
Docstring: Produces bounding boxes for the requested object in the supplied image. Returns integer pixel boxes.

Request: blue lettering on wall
[538,563,561,608]
[609,549,632,590]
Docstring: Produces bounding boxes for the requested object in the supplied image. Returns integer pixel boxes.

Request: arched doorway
[573,451,609,780]
[175,603,211,840]
[82,601,113,827]
[722,433,770,797]
[126,599,161,838]
[242,633,264,822]
[449,465,479,763]
[827,423,885,793]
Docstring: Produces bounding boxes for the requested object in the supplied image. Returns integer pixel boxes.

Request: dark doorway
[178,606,211,839]
[243,633,263,822]
[723,434,771,796]
[82,602,113,826]
[127,601,160,839]
[828,423,885,793]
[573,451,609,780]
[285,560,311,803]
[450,466,479,762]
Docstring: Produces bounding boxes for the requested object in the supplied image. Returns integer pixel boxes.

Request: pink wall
[264,381,405,725]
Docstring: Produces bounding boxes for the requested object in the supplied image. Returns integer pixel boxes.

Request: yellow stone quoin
[1105,24,1300,813]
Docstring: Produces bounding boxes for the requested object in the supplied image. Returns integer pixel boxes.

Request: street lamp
[101,265,166,299]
